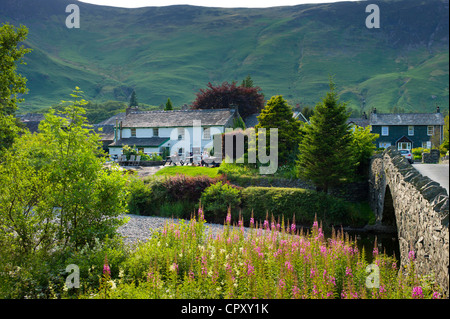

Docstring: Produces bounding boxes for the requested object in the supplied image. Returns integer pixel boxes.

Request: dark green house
[349,107,445,150]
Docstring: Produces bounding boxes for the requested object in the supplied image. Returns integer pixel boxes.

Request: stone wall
[369,146,449,296]
[422,149,441,164]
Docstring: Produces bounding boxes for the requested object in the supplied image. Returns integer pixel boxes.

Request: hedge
[239,187,361,228]
[128,176,370,227]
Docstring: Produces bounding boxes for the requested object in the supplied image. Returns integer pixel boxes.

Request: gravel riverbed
[117,214,249,245]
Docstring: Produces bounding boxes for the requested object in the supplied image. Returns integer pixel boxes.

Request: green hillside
[1,0,448,115]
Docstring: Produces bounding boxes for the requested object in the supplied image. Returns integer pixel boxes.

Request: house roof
[121,109,236,128]
[370,113,445,126]
[109,137,170,147]
[348,118,370,128]
[93,125,115,141]
[96,113,127,126]
[244,113,260,128]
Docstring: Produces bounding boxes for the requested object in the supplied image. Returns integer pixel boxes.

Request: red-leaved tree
[190,81,265,118]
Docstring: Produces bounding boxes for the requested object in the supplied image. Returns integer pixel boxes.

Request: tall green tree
[165,97,173,110]
[255,95,302,166]
[241,75,254,88]
[297,80,355,193]
[0,23,32,153]
[129,90,138,107]
[0,88,129,258]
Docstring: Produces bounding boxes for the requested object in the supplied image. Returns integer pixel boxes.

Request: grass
[154,166,221,178]
[7,1,448,114]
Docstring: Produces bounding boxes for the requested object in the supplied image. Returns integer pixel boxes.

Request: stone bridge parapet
[369,146,449,296]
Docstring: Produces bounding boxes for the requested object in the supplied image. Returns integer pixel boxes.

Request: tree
[191,81,264,118]
[129,90,138,107]
[241,75,254,88]
[350,125,379,177]
[0,23,32,153]
[297,80,355,193]
[255,95,303,166]
[165,98,173,111]
[0,88,129,258]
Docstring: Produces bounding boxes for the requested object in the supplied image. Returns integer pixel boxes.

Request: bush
[240,187,358,227]
[412,147,430,160]
[200,181,241,222]
[128,175,229,217]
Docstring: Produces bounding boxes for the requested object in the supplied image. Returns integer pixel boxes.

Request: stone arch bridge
[369,147,449,296]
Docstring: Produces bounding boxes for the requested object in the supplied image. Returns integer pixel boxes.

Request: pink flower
[226,212,231,224]
[290,223,296,233]
[310,268,316,278]
[345,266,352,277]
[412,286,423,299]
[103,255,110,276]
[250,217,254,226]
[408,250,415,261]
[285,261,294,272]
[432,291,441,299]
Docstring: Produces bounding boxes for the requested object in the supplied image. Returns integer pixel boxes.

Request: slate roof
[370,113,445,126]
[347,118,370,128]
[109,137,170,147]
[121,109,236,128]
[96,113,127,126]
[243,113,260,128]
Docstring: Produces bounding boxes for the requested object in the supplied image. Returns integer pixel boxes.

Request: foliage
[190,81,264,118]
[411,147,430,160]
[164,98,173,111]
[350,125,379,177]
[79,212,443,299]
[200,181,241,222]
[240,187,359,228]
[0,87,129,256]
[129,90,138,107]
[0,23,31,152]
[297,79,356,193]
[128,174,228,217]
[122,145,151,161]
[255,95,303,166]
[440,114,449,155]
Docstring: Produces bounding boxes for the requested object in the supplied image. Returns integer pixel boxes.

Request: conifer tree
[129,90,138,107]
[297,79,355,193]
[165,98,173,110]
[255,95,302,166]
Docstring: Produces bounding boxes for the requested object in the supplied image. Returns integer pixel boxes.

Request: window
[408,126,414,136]
[153,128,159,137]
[178,148,184,156]
[422,141,432,149]
[130,128,136,137]
[203,127,211,140]
[177,128,185,140]
[427,126,434,136]
[379,142,391,149]
[381,126,389,136]
[398,142,411,150]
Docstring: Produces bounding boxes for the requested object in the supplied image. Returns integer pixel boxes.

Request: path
[412,163,449,195]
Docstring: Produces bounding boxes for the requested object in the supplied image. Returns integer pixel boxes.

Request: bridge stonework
[369,147,449,296]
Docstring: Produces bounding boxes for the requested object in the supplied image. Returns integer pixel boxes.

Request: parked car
[400,149,414,164]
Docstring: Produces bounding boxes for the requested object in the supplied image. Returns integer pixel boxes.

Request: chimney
[436,106,440,113]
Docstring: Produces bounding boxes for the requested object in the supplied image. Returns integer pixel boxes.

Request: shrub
[240,187,355,227]
[129,175,229,217]
[412,147,430,160]
[200,181,241,222]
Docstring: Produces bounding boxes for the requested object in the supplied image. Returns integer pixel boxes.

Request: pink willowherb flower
[345,267,352,277]
[103,255,110,276]
[412,286,423,299]
[408,250,415,261]
[432,291,441,299]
